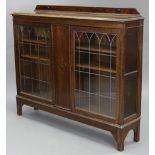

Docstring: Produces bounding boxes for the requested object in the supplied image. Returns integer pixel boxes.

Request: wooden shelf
[76,64,116,73]
[21,54,49,62]
[22,39,49,45]
[76,45,116,55]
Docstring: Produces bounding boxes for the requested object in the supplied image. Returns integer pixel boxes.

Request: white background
[5,0,149,155]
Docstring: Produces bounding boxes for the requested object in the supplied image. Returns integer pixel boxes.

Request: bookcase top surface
[12,5,144,22]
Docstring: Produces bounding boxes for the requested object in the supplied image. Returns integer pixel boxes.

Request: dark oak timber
[35,5,140,14]
[12,5,144,151]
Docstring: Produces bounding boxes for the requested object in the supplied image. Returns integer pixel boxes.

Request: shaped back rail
[35,5,140,14]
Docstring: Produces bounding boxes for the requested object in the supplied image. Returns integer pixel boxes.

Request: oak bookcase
[12,5,144,151]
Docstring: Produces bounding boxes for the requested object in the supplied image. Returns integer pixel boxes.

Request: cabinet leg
[17,102,23,116]
[111,121,140,151]
[111,129,125,151]
[116,130,124,151]
[117,138,124,151]
[134,123,140,142]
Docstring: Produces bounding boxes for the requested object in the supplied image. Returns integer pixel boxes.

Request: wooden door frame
[13,20,54,105]
[70,25,123,124]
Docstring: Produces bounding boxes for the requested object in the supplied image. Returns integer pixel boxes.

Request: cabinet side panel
[124,28,140,118]
[54,24,71,109]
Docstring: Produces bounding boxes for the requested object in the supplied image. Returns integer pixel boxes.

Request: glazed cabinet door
[71,27,120,120]
[14,23,55,103]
